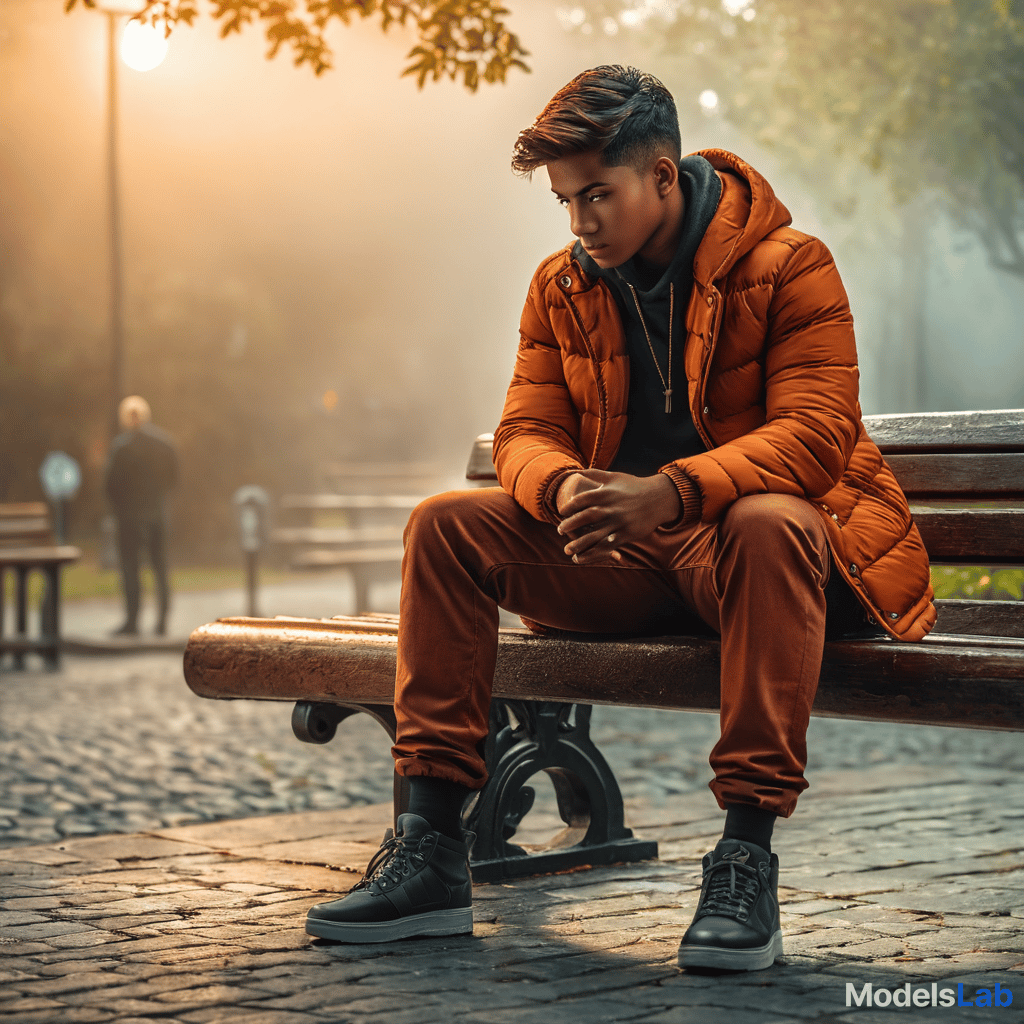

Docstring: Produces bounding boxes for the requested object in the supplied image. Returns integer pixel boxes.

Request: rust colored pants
[392,486,850,817]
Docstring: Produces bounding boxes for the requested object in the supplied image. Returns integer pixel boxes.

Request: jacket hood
[692,149,792,284]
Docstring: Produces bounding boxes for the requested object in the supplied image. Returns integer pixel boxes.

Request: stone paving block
[827,936,908,959]
[53,835,214,862]
[14,970,132,997]
[0,996,70,1014]
[119,1018,190,1024]
[177,1012,319,1024]
[637,1006,806,1023]
[3,1008,116,1024]
[0,847,84,866]
[512,963,678,1003]
[122,943,247,965]
[72,996,201,1018]
[0,895,65,911]
[2,919,100,940]
[149,983,276,1008]
[472,995,659,1023]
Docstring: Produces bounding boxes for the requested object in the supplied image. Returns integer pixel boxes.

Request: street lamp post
[92,2,168,436]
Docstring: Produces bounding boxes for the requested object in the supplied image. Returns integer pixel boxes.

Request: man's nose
[569,201,597,238]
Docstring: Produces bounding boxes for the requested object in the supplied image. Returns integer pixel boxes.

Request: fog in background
[3,0,1023,560]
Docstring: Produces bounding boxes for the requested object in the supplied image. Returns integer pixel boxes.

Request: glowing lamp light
[120,19,169,71]
[698,89,719,112]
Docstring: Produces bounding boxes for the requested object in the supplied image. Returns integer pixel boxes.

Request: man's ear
[652,156,679,197]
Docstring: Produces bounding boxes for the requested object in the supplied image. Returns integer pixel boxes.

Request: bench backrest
[0,502,55,549]
[465,410,1024,567]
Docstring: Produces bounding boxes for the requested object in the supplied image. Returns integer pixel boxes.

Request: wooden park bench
[274,475,434,613]
[0,502,82,670]
[184,410,1024,882]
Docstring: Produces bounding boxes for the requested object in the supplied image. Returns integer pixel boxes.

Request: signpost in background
[39,452,82,544]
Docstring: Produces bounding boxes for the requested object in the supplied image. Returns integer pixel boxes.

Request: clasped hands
[555,469,681,564]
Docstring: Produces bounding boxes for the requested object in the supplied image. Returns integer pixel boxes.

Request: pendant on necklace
[664,389,673,414]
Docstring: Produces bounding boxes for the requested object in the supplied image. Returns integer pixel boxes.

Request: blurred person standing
[104,396,178,636]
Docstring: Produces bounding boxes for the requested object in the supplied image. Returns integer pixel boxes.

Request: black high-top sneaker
[305,813,473,942]
[677,838,782,971]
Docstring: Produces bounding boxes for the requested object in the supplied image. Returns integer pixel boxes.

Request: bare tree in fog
[65,0,530,88]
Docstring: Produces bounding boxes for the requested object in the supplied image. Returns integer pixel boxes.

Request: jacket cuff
[658,464,702,529]
[541,469,577,524]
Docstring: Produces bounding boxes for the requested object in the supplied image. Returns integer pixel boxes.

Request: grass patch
[3,558,322,605]
[931,566,1023,601]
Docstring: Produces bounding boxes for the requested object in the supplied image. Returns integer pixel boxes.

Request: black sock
[722,804,776,855]
[405,776,472,842]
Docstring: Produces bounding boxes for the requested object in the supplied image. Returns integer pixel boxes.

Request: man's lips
[584,244,608,255]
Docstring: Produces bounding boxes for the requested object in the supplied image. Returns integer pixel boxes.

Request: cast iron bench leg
[291,701,409,837]
[290,698,657,882]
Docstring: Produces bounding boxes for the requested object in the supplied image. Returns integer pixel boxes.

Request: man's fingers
[558,503,609,536]
[558,488,608,522]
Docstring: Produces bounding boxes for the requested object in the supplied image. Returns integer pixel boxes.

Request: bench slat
[184,615,1024,732]
[0,545,82,567]
[911,506,1024,562]
[934,599,1024,638]
[887,453,1024,496]
[279,495,424,510]
[289,547,404,569]
[271,527,406,546]
[864,410,1024,453]
[0,502,49,519]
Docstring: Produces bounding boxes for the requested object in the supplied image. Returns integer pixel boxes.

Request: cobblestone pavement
[1,771,1022,1024]
[1,581,1022,1021]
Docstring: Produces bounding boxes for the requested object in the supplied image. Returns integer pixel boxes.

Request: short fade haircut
[512,65,681,178]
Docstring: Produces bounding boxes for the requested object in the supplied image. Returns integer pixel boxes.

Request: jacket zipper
[566,294,609,468]
[694,292,720,450]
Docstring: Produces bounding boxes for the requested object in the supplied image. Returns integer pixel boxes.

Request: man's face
[546,149,672,269]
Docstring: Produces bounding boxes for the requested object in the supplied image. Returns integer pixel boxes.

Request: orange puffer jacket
[493,148,935,642]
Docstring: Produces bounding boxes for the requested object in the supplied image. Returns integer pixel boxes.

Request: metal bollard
[232,486,270,617]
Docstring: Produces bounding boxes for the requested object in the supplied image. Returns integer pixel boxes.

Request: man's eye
[588,193,606,202]
[557,197,569,207]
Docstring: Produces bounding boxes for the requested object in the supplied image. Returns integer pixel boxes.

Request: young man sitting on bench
[305,65,935,971]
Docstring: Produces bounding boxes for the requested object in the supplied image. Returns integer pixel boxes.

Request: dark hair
[512,65,681,177]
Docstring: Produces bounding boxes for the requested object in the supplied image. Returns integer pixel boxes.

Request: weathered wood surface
[184,614,1024,732]
[0,545,82,567]
[911,505,1024,562]
[864,409,1024,452]
[887,454,1024,495]
[935,599,1024,638]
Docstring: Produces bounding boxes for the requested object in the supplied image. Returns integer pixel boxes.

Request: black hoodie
[574,154,722,476]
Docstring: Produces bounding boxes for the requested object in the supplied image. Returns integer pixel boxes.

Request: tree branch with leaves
[65,0,530,90]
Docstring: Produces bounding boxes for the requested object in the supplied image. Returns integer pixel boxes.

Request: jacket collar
[692,149,792,286]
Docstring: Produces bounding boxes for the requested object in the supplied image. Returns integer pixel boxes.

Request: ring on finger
[607,533,617,544]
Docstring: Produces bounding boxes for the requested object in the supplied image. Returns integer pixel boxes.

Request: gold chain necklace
[627,282,674,414]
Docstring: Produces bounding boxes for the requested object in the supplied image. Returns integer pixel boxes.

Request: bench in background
[273,463,441,614]
[0,502,82,670]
